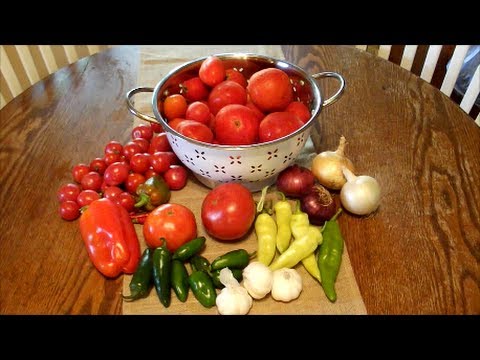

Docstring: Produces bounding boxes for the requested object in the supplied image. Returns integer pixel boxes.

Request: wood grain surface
[1,45,479,315]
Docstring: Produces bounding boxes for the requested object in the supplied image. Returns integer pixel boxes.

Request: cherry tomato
[103,186,123,200]
[199,56,225,87]
[129,152,151,174]
[258,111,304,143]
[114,192,135,212]
[72,164,90,183]
[81,171,103,191]
[122,141,143,160]
[176,120,214,143]
[163,165,188,190]
[214,104,259,145]
[144,168,159,179]
[163,94,187,121]
[208,80,247,115]
[149,133,172,153]
[104,162,130,186]
[132,124,154,141]
[150,122,164,133]
[225,68,247,88]
[150,151,175,174]
[143,203,197,251]
[104,152,125,166]
[185,101,211,125]
[59,201,80,221]
[125,172,146,194]
[104,140,123,155]
[247,68,293,112]
[132,138,150,153]
[57,183,81,203]
[181,76,209,102]
[89,158,107,175]
[201,183,255,241]
[77,190,100,207]
[285,101,311,124]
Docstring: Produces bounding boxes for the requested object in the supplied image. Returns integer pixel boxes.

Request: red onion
[300,184,337,225]
[276,164,315,198]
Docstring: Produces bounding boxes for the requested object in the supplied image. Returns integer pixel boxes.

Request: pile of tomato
[160,55,312,146]
[56,123,189,221]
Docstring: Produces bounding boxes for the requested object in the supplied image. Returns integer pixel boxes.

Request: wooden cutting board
[122,45,367,315]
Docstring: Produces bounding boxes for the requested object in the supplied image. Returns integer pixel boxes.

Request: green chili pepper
[171,259,189,302]
[318,209,344,302]
[190,254,211,273]
[189,270,217,308]
[211,249,252,271]
[134,175,171,211]
[274,192,292,254]
[210,268,243,289]
[122,248,153,301]
[269,225,322,271]
[152,241,172,308]
[172,237,206,261]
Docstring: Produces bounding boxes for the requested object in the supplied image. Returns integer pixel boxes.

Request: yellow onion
[311,136,354,190]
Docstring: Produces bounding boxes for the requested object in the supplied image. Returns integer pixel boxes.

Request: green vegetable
[318,209,344,302]
[152,242,172,308]
[189,270,217,308]
[122,248,153,301]
[211,249,251,271]
[190,254,211,273]
[172,237,206,261]
[171,259,189,302]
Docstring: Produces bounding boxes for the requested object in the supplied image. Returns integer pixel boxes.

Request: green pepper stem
[294,199,302,214]
[134,193,150,208]
[122,290,140,301]
[276,191,286,202]
[331,208,343,222]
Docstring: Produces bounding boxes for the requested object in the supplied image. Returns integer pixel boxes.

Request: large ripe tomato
[201,183,256,241]
[208,80,247,115]
[199,56,225,87]
[285,101,311,124]
[176,120,214,143]
[143,203,197,251]
[258,111,304,143]
[181,76,209,102]
[247,68,293,112]
[214,104,259,145]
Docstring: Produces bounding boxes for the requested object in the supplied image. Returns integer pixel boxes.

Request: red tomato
[150,151,175,174]
[245,100,265,122]
[285,101,311,124]
[143,203,197,251]
[104,140,123,155]
[181,76,209,102]
[144,168,159,179]
[259,111,304,143]
[247,68,293,112]
[130,152,151,174]
[114,192,135,212]
[57,183,81,202]
[81,171,103,191]
[149,133,172,153]
[185,101,211,125]
[208,80,247,115]
[132,138,150,153]
[201,183,256,241]
[132,124,154,141]
[123,141,143,160]
[163,165,188,190]
[163,94,187,121]
[59,201,80,221]
[103,186,123,200]
[214,104,259,145]
[150,122,164,133]
[72,163,90,183]
[125,173,146,194]
[104,152,125,166]
[89,158,107,175]
[77,189,100,207]
[225,68,247,88]
[176,120,214,143]
[199,56,225,87]
[104,162,130,186]
[167,118,185,132]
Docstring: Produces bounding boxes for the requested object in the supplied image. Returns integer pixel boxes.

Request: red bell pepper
[79,198,141,278]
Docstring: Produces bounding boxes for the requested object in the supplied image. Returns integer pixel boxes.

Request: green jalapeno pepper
[190,254,211,273]
[189,270,217,308]
[134,175,171,211]
[152,241,172,308]
[172,237,206,261]
[171,259,189,302]
[274,192,292,254]
[211,249,252,271]
[122,248,153,301]
[318,209,344,302]
[210,268,243,289]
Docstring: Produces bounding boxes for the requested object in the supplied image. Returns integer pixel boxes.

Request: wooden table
[1,45,479,315]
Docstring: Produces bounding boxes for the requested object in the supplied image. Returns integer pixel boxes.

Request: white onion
[340,168,381,216]
[311,136,355,190]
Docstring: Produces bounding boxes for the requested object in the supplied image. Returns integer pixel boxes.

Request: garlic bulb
[242,261,273,299]
[271,268,303,302]
[216,268,252,315]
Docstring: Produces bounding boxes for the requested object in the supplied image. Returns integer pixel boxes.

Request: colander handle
[126,87,158,124]
[312,72,346,108]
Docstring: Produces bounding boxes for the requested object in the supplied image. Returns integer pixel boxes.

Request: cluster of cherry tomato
[56,123,189,221]
[160,55,312,146]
